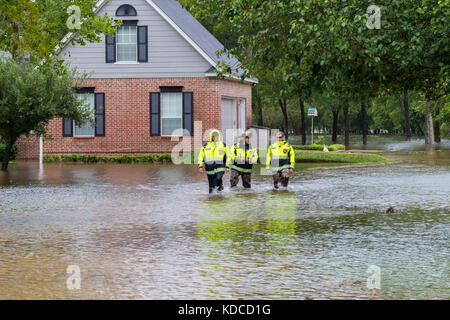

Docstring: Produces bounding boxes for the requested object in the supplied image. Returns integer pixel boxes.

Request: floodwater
[0,140,449,299]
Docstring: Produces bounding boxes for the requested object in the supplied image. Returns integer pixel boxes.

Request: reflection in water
[0,152,449,299]
[196,192,302,299]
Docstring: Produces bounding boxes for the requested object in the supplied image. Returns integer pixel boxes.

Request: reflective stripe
[215,167,226,173]
[231,165,252,173]
[268,164,293,172]
[205,157,225,162]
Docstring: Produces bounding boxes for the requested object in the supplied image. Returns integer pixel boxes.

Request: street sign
[307,108,318,143]
[308,107,318,117]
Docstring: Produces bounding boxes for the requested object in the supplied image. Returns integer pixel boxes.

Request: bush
[294,151,392,163]
[292,143,345,151]
[327,144,346,151]
[43,154,61,162]
[43,153,175,164]
[315,136,325,145]
[0,143,19,161]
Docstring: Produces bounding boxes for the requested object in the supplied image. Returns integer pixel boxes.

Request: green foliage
[295,151,392,163]
[328,144,347,151]
[0,144,19,161]
[43,153,174,164]
[0,56,93,170]
[184,0,448,139]
[0,57,91,139]
[315,136,325,145]
[0,0,118,59]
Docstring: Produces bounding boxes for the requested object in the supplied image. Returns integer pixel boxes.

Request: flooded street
[0,140,449,299]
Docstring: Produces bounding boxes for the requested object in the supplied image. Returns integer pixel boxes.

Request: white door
[221,98,237,146]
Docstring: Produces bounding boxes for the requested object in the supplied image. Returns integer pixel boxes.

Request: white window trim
[114,61,139,65]
[116,25,138,63]
[160,92,183,137]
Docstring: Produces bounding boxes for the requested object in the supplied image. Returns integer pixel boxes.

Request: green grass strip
[294,151,392,163]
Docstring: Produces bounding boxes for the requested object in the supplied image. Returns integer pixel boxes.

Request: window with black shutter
[150,92,161,136]
[95,93,105,137]
[62,118,73,137]
[183,92,194,136]
[105,34,116,63]
[137,26,148,62]
[63,90,106,137]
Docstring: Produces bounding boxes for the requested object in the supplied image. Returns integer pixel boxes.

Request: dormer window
[105,18,148,63]
[116,23,137,62]
[116,4,137,16]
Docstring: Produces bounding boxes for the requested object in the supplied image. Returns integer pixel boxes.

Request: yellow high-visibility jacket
[266,140,295,172]
[198,129,231,175]
[230,142,258,173]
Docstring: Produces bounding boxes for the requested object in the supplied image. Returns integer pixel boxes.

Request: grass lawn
[295,150,393,163]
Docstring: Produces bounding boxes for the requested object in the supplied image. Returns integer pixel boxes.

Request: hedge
[292,144,345,151]
[294,151,392,163]
[43,153,174,164]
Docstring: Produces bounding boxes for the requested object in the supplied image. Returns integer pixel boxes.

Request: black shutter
[137,26,148,62]
[63,118,73,137]
[183,92,193,136]
[150,92,160,136]
[95,93,105,137]
[105,34,116,63]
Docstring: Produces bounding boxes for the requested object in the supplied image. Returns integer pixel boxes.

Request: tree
[0,0,117,59]
[0,57,91,171]
[0,0,118,171]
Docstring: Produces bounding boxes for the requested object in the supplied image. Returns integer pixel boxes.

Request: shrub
[315,136,325,145]
[292,144,345,151]
[43,153,175,164]
[327,144,346,151]
[294,151,392,163]
[43,154,60,162]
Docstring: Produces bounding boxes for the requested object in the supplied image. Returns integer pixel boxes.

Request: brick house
[17,0,256,159]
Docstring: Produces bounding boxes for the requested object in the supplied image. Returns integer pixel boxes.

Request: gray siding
[58,0,212,78]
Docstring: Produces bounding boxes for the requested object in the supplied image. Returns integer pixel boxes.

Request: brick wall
[15,77,252,159]
[16,134,40,160]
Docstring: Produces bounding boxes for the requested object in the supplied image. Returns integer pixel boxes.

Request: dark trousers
[207,171,224,191]
[273,169,290,187]
[230,169,251,188]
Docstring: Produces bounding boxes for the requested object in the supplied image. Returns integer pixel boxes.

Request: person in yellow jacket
[198,129,230,193]
[266,131,295,189]
[230,131,258,188]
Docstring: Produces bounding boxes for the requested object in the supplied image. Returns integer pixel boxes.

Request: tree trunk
[1,139,14,172]
[361,101,368,145]
[425,109,434,145]
[298,93,306,145]
[434,108,441,143]
[403,89,412,140]
[343,104,350,149]
[278,99,289,139]
[332,107,339,143]
[255,87,264,126]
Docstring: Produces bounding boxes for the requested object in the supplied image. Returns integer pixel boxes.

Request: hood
[209,129,222,142]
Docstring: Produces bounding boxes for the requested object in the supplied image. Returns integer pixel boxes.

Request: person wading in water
[198,129,230,193]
